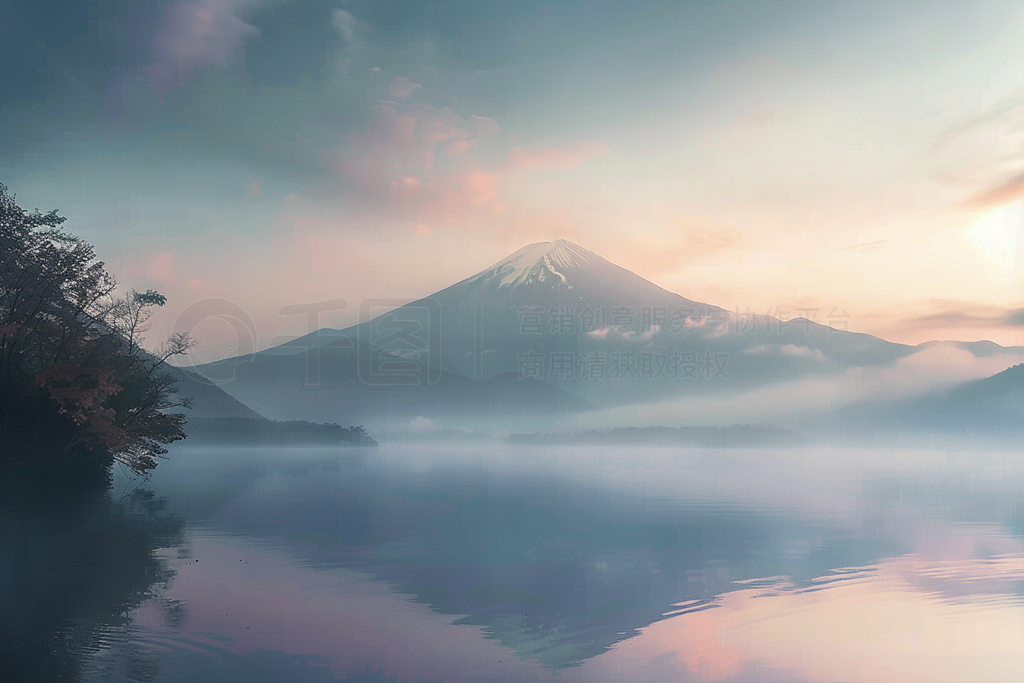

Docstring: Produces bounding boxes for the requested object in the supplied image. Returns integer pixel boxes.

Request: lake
[6,441,1024,682]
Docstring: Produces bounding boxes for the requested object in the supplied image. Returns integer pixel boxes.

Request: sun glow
[965,200,1022,270]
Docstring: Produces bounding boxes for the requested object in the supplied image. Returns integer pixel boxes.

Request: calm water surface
[7,442,1024,682]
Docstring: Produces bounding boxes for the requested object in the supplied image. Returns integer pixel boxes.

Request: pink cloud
[440,139,476,157]
[338,104,477,172]
[328,103,501,216]
[962,174,1024,209]
[147,252,179,283]
[508,142,609,170]
[324,98,608,229]
[147,0,259,97]
[437,171,500,211]
[387,170,503,219]
[597,222,744,278]
[929,88,1024,209]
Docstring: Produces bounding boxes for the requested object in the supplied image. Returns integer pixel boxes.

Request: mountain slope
[825,362,1024,436]
[163,365,264,420]
[192,336,589,425]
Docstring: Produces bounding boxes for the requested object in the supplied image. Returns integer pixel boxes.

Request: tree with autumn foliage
[0,183,193,475]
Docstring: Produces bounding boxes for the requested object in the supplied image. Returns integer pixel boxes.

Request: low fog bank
[187,343,1024,450]
[568,345,1023,427]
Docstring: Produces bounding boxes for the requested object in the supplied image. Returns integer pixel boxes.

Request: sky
[3,0,1024,358]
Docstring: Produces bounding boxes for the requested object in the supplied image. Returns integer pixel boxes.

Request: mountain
[827,362,1024,436]
[191,334,589,427]
[936,362,1024,431]
[164,366,264,420]
[440,239,717,311]
[194,240,914,428]
[916,340,1024,358]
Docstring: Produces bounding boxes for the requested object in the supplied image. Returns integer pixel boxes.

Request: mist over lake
[5,440,1023,683]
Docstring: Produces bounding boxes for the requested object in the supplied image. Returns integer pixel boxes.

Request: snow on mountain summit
[476,239,598,290]
[440,238,719,312]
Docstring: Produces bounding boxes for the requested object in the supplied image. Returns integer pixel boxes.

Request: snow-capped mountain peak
[478,239,597,290]
[440,238,717,311]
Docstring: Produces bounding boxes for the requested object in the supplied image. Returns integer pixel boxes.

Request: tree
[0,183,192,474]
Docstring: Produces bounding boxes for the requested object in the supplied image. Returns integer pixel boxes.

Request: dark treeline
[183,417,378,446]
[0,183,191,476]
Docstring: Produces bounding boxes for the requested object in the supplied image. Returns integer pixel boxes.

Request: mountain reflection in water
[149,448,894,670]
[7,443,1024,682]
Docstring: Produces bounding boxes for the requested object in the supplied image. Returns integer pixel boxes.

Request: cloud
[743,344,828,362]
[388,77,422,101]
[674,223,743,261]
[408,416,438,434]
[134,251,205,293]
[327,103,499,215]
[147,252,180,283]
[929,88,1024,209]
[508,142,609,170]
[852,296,1024,347]
[586,343,1024,426]
[586,326,662,342]
[246,181,264,196]
[603,218,744,278]
[330,7,365,73]
[842,240,889,253]
[147,0,261,97]
[962,174,1024,209]
[467,115,501,140]
[888,301,1024,334]
[346,104,482,173]
[325,97,608,227]
[330,8,357,42]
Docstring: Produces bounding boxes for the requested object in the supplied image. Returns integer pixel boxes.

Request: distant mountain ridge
[164,366,263,420]
[162,362,385,445]
[181,418,378,445]
[822,362,1024,436]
